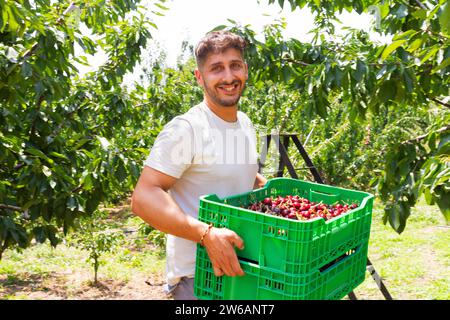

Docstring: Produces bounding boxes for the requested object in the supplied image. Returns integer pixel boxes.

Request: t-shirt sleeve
[144,117,195,179]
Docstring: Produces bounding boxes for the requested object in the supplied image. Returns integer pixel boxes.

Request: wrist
[199,223,213,246]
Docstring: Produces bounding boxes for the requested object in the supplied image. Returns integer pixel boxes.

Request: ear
[194,68,204,87]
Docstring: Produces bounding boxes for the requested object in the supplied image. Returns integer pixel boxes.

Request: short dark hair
[194,31,246,68]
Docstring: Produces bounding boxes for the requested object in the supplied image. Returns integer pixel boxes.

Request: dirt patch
[0,271,171,300]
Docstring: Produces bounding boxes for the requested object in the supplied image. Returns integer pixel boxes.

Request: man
[131,31,267,300]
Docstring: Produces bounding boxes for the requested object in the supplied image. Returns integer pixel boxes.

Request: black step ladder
[257,133,393,300]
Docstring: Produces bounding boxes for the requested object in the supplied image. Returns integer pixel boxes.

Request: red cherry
[301,204,310,210]
[287,213,297,219]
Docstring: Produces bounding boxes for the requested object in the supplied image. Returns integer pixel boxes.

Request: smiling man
[131,31,267,300]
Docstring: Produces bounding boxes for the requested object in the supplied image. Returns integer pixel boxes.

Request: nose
[221,66,235,84]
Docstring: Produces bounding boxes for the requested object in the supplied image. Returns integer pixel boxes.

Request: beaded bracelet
[200,223,213,246]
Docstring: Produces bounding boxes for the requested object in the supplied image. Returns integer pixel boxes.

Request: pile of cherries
[246,195,359,221]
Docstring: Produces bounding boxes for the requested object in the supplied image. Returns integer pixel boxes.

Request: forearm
[131,186,207,243]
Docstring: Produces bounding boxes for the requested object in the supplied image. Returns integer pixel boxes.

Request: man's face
[195,48,248,108]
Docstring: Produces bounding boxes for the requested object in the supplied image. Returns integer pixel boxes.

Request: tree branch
[0,238,8,260]
[22,42,39,61]
[56,2,77,25]
[430,97,450,109]
[283,57,313,67]
[0,204,23,211]
[402,125,450,144]
[13,163,26,170]
[413,0,429,10]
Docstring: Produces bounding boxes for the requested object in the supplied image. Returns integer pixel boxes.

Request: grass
[353,197,450,300]
[0,198,448,300]
[0,208,166,300]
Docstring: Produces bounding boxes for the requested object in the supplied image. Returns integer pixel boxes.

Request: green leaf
[282,65,291,82]
[352,60,366,82]
[403,69,414,93]
[434,187,450,222]
[424,188,435,205]
[21,62,32,78]
[432,57,450,73]
[412,9,427,20]
[420,46,439,65]
[210,25,227,32]
[46,225,59,247]
[49,152,69,161]
[25,148,54,164]
[33,226,47,244]
[381,40,406,60]
[407,38,423,53]
[154,3,169,11]
[116,159,127,183]
[392,30,417,41]
[440,2,450,35]
[378,80,397,103]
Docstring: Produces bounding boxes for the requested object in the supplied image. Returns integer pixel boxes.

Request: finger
[216,249,237,277]
[230,254,245,276]
[219,247,244,277]
[230,233,245,250]
[220,259,235,277]
[213,265,224,277]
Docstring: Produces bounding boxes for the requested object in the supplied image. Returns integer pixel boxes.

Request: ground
[0,201,172,300]
[0,258,171,300]
[0,199,449,300]
[0,271,168,300]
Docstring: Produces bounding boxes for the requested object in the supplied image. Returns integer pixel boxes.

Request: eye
[231,62,243,70]
[211,65,223,72]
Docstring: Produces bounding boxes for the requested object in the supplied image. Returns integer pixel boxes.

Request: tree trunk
[94,256,99,284]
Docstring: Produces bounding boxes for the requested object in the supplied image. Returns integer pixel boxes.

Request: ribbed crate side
[194,248,224,300]
[194,239,368,300]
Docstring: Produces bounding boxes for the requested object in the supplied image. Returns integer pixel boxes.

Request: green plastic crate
[196,178,374,274]
[195,240,368,300]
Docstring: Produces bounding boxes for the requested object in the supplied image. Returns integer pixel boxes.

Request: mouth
[217,81,240,95]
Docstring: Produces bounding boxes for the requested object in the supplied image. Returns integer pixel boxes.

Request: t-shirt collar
[201,102,240,128]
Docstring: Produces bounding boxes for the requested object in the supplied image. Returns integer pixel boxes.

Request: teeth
[220,85,236,92]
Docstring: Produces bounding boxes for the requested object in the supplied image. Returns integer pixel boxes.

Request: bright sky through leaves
[78,0,388,79]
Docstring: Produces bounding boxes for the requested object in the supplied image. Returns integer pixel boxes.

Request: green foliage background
[0,0,449,259]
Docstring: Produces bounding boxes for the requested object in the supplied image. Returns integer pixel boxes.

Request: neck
[203,98,238,122]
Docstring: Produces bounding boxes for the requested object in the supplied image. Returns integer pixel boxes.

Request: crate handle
[310,190,340,204]
[318,245,360,274]
[237,256,259,271]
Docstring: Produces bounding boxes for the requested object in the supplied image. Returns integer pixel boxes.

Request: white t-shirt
[144,102,259,286]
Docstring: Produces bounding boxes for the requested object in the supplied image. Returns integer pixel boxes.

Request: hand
[254,173,268,189]
[202,227,245,277]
